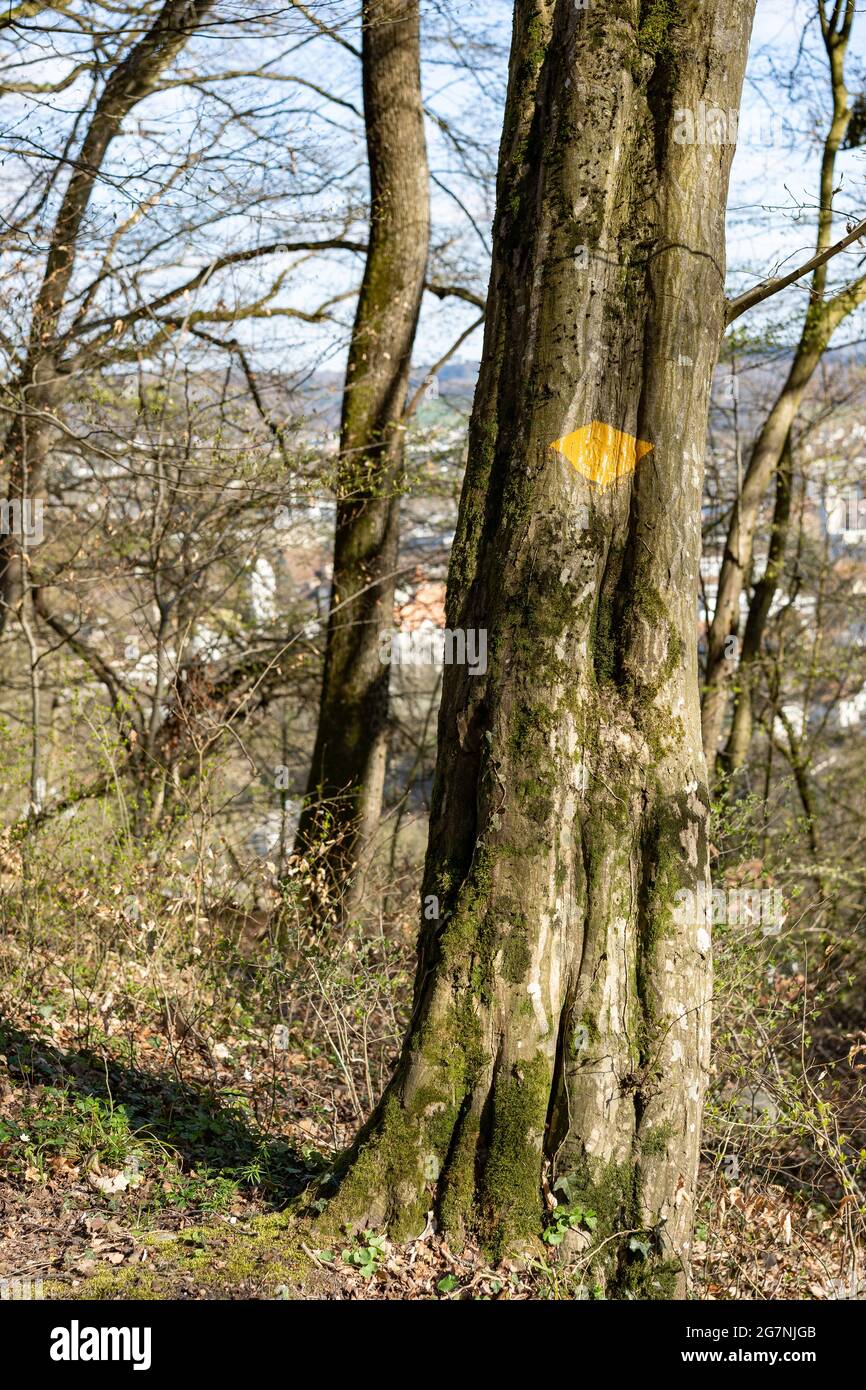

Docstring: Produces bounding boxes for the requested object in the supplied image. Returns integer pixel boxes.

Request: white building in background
[250,556,278,622]
[774,702,808,742]
[839,685,866,730]
[247,804,301,859]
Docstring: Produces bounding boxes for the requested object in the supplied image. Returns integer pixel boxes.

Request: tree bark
[320,0,754,1296]
[294,0,430,913]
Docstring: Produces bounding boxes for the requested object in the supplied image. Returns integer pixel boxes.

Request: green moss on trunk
[481,1052,550,1260]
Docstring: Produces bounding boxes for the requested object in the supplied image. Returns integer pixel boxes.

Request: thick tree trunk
[294,0,430,911]
[321,0,754,1296]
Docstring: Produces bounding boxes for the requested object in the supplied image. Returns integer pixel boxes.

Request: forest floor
[0,930,861,1302]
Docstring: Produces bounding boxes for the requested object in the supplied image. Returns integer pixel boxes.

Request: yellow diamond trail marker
[549,421,653,492]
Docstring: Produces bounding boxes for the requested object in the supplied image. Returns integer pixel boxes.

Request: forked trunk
[323,0,754,1297]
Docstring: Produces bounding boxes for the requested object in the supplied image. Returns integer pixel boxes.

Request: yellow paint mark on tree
[549,421,652,491]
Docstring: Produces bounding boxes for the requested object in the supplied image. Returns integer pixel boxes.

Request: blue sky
[414,0,866,366]
[3,0,865,379]
[426,0,866,364]
[726,0,866,332]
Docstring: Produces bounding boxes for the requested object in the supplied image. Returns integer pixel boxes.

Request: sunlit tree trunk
[294,0,430,912]
[321,0,754,1296]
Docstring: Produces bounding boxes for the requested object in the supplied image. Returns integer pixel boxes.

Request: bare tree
[0,0,219,631]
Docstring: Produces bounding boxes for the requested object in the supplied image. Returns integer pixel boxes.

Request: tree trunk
[700,302,858,767]
[320,0,754,1296]
[294,0,430,913]
[720,432,793,776]
[701,0,862,770]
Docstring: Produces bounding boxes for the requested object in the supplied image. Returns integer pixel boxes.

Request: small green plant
[154,1171,240,1214]
[341,1232,388,1279]
[542,1202,598,1247]
[6,1086,152,1179]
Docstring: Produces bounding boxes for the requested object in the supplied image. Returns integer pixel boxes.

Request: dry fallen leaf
[49,1156,80,1181]
[88,1169,135,1194]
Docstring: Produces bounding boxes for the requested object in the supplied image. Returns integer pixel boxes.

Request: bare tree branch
[726,214,866,324]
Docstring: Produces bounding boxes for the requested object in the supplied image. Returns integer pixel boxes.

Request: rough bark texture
[322,0,754,1297]
[701,0,861,770]
[294,0,430,904]
[0,0,217,633]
